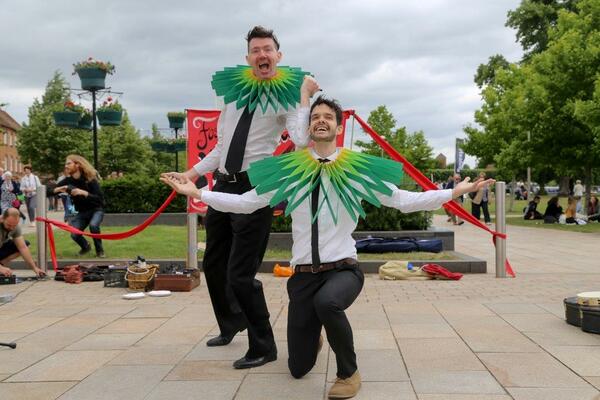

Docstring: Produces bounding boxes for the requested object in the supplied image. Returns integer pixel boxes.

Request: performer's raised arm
[285,76,321,148]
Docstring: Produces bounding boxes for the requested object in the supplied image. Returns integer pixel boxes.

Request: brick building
[0,109,24,173]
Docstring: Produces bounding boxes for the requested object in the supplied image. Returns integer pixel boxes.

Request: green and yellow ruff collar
[211,65,310,114]
[247,148,404,223]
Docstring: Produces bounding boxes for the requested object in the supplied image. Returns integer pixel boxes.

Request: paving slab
[57,365,171,400]
[234,373,325,400]
[108,344,193,365]
[7,350,121,382]
[507,387,600,400]
[479,352,590,388]
[145,380,239,400]
[0,382,76,400]
[165,360,248,381]
[326,348,408,382]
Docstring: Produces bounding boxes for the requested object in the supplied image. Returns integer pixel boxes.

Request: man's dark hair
[310,96,343,126]
[24,165,32,172]
[246,26,280,51]
[534,195,541,201]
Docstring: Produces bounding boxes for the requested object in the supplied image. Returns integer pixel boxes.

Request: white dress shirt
[193,101,311,176]
[202,149,453,266]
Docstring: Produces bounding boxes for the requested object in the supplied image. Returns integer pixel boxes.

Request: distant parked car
[545,186,559,195]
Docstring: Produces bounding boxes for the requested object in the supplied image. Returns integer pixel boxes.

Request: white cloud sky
[0,0,523,165]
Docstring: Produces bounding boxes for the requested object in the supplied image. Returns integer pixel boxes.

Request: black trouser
[471,200,491,223]
[287,263,364,379]
[203,179,275,358]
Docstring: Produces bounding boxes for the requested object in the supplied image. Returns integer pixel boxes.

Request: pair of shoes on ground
[78,245,105,258]
[206,328,277,369]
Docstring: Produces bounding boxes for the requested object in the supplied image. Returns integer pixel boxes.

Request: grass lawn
[506,217,600,233]
[24,225,457,261]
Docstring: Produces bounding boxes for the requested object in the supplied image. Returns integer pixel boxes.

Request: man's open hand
[160,173,201,199]
[452,177,496,199]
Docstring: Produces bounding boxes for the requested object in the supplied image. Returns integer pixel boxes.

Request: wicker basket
[125,264,158,291]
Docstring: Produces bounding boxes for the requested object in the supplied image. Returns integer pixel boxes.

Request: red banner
[186,110,220,213]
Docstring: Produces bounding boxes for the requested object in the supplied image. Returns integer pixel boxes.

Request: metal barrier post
[187,213,198,269]
[35,185,47,273]
[495,181,507,278]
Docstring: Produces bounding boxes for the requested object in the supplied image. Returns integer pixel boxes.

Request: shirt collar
[309,148,340,162]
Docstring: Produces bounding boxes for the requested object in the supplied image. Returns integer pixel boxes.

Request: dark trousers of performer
[471,200,491,223]
[287,261,364,379]
[203,177,275,358]
[70,209,104,253]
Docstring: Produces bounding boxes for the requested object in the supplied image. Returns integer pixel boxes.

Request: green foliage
[474,54,511,88]
[98,98,123,112]
[17,71,93,176]
[355,105,436,172]
[506,0,579,59]
[167,111,186,118]
[101,176,187,213]
[97,113,154,178]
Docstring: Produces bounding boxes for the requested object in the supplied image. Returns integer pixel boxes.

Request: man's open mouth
[259,63,270,71]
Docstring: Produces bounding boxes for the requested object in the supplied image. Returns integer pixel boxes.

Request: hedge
[101,177,432,231]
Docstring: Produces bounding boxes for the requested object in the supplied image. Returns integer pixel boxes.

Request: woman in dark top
[53,155,105,258]
[524,195,543,220]
[543,196,563,223]
[588,195,600,222]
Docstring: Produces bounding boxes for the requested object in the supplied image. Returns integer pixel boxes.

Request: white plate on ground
[148,290,172,297]
[122,292,145,300]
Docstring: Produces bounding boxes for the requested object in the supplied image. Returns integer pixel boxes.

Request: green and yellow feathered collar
[247,148,404,223]
[211,65,310,114]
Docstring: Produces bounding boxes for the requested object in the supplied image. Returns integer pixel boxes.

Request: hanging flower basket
[73,58,115,91]
[97,110,122,126]
[78,112,93,130]
[53,111,81,127]
[167,112,186,129]
[76,68,107,91]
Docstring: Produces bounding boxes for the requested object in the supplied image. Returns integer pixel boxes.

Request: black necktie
[225,106,255,174]
[311,158,330,269]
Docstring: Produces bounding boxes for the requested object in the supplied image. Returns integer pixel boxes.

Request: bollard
[35,185,47,273]
[187,213,198,270]
[495,181,507,278]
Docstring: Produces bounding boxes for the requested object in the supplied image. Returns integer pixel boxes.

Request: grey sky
[1,0,523,165]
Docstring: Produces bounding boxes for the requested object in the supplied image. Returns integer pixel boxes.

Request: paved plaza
[1,215,600,399]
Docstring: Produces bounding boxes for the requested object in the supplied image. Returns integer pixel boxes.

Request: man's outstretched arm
[159,174,271,214]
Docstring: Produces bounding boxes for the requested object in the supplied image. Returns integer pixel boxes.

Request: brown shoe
[328,371,361,399]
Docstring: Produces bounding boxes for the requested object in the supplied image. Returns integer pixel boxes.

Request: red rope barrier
[349,111,515,277]
[36,190,178,269]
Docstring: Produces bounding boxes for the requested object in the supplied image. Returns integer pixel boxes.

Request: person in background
[573,179,584,213]
[543,196,563,223]
[57,167,75,222]
[0,171,17,214]
[524,195,543,220]
[587,195,599,222]
[470,171,492,225]
[54,155,105,258]
[20,166,41,227]
[444,173,464,225]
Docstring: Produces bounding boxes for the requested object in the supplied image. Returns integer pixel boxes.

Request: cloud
[1,0,522,163]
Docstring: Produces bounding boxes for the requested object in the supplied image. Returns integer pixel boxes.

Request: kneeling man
[162,96,492,399]
[0,208,46,278]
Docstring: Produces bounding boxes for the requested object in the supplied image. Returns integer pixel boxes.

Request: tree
[506,0,580,59]
[465,0,600,207]
[97,112,154,178]
[17,72,92,176]
[355,105,435,172]
[474,54,511,88]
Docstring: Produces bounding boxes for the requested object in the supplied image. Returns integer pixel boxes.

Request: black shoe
[233,350,277,369]
[206,325,245,347]
[78,245,91,256]
[96,251,105,258]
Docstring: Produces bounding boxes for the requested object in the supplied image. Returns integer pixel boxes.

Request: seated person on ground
[0,208,46,277]
[543,196,563,223]
[587,195,600,222]
[524,195,543,220]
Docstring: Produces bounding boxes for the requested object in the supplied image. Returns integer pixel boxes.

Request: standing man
[53,155,105,258]
[163,26,319,369]
[20,165,41,227]
[0,208,46,277]
[161,96,492,399]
